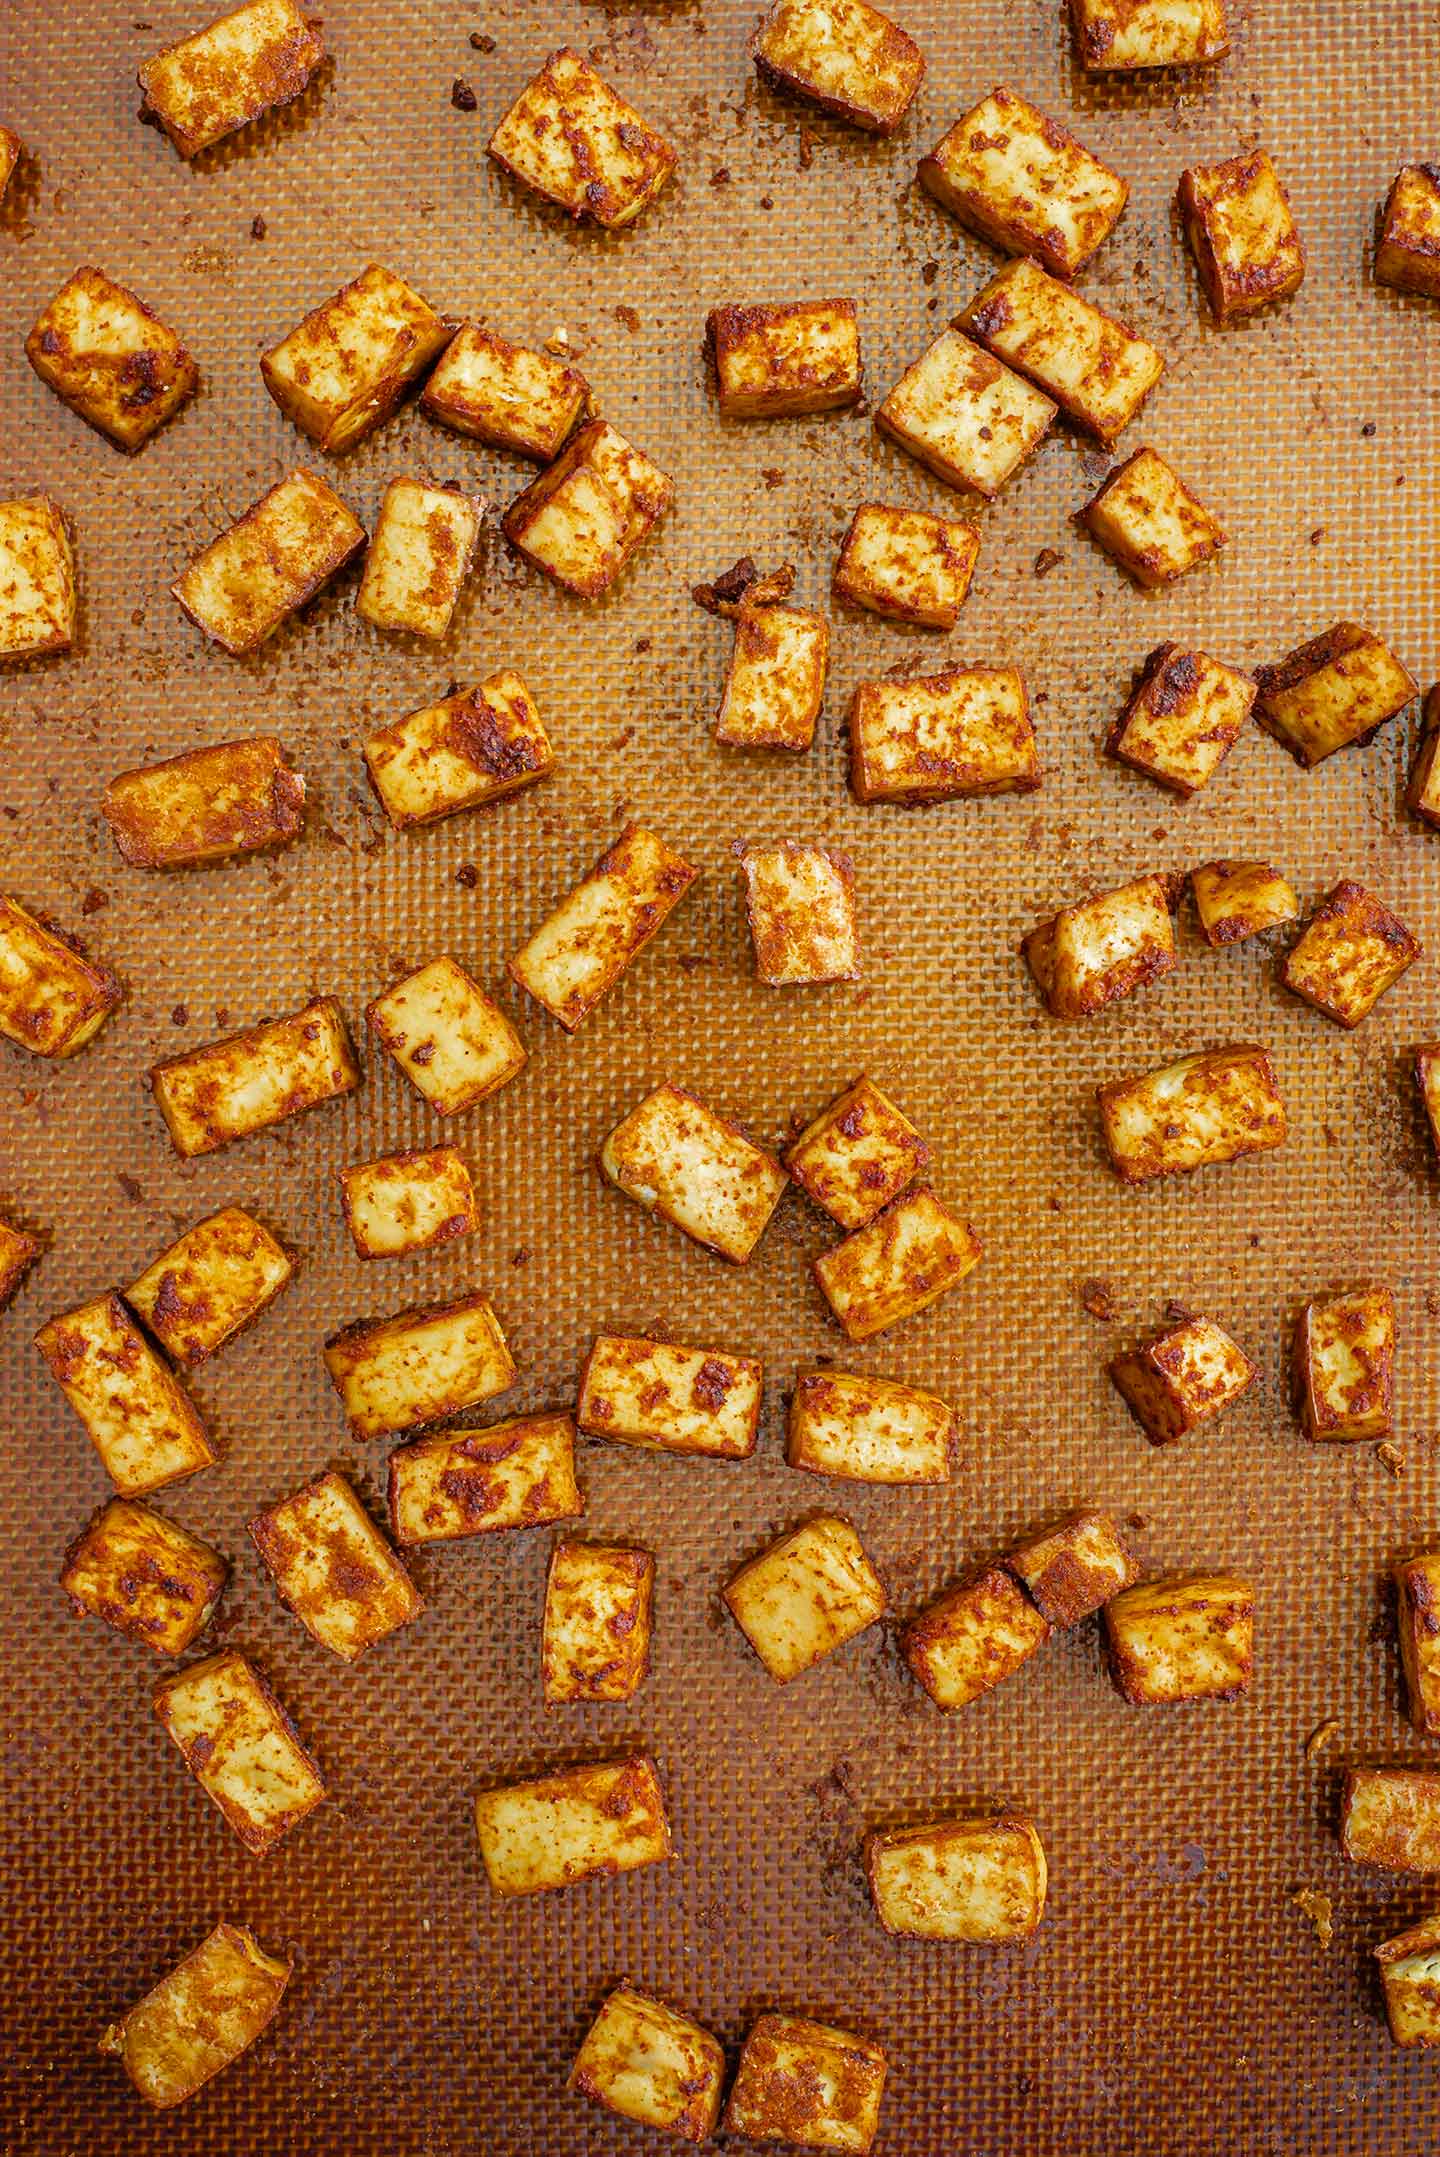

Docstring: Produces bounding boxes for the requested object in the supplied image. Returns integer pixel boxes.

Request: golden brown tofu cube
[323,1291,516,1438]
[1110,1314,1258,1444]
[1376,165,1440,299]
[126,1206,292,1366]
[388,1412,582,1544]
[0,125,22,198]
[171,468,365,655]
[26,266,198,452]
[1407,685,1440,827]
[1007,1509,1139,1627]
[919,86,1127,280]
[1254,621,1416,768]
[1082,449,1225,587]
[600,1084,787,1265]
[708,300,862,419]
[137,0,325,158]
[103,736,305,869]
[715,593,829,751]
[1069,0,1229,69]
[849,662,1039,803]
[355,479,481,638]
[488,47,675,228]
[340,1146,476,1260]
[866,1815,1047,1941]
[1179,151,1305,323]
[1108,644,1255,799]
[814,1185,982,1342]
[1396,1552,1440,1737]
[1104,1573,1253,1704]
[60,1498,227,1655]
[502,419,673,598]
[474,1755,671,1895]
[509,824,697,1031]
[752,0,924,134]
[149,996,359,1156]
[0,893,120,1057]
[1342,1769,1440,1872]
[99,1923,292,2110]
[249,1469,420,1661]
[420,322,589,460]
[367,954,526,1114]
[0,495,76,660]
[542,1538,654,1703]
[1292,1287,1395,1442]
[875,327,1055,499]
[577,1334,762,1459]
[784,1073,928,1230]
[0,1214,42,1311]
[1191,859,1297,946]
[903,1565,1049,1710]
[260,265,453,453]
[724,1515,886,1682]
[1417,1045,1440,1156]
[1097,1044,1287,1185]
[1282,881,1420,1029]
[1024,874,1176,1020]
[36,1293,215,1495]
[1374,1911,1440,2046]
[959,256,1164,445]
[569,1984,725,2144]
[153,1648,324,1852]
[787,1369,953,1483]
[832,503,977,630]
[741,842,860,987]
[364,669,553,831]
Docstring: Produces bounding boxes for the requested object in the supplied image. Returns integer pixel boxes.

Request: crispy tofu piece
[726,2017,886,2155]
[1097,1043,1286,1184]
[1103,1573,1253,1703]
[323,1291,516,1438]
[367,954,526,1114]
[26,266,197,452]
[542,1539,654,1702]
[849,662,1039,802]
[103,736,305,868]
[388,1412,582,1544]
[751,0,924,133]
[708,300,862,419]
[724,1515,886,1682]
[153,1648,324,1852]
[1007,1509,1139,1626]
[420,322,589,460]
[0,495,76,660]
[502,419,673,597]
[364,670,552,830]
[1376,165,1440,299]
[1069,0,1229,69]
[474,1755,672,1895]
[866,1815,1047,1941]
[787,1369,954,1483]
[903,1565,1049,1710]
[249,1469,420,1661]
[60,1498,227,1655]
[875,327,1055,498]
[355,480,482,638]
[1396,1552,1440,1737]
[1282,881,1420,1029]
[0,1214,42,1311]
[99,1923,292,2109]
[1417,1044,1440,1155]
[814,1185,982,1341]
[171,468,365,654]
[919,86,1127,280]
[577,1334,761,1459]
[1191,859,1297,945]
[1108,644,1255,799]
[260,265,453,453]
[149,996,358,1155]
[783,1073,928,1229]
[1407,686,1440,826]
[0,893,120,1057]
[126,1207,292,1366]
[137,0,325,158]
[36,1293,215,1495]
[570,1984,725,2143]
[1110,1314,1258,1443]
[1254,621,1416,767]
[832,503,977,630]
[488,48,675,228]
[340,1146,476,1259]
[1292,1287,1395,1442]
[1179,151,1305,323]
[1024,873,1176,1020]
[959,256,1164,445]
[741,842,860,987]
[600,1084,787,1264]
[715,592,829,752]
[1374,1911,1440,2046]
[1083,449,1225,586]
[1342,1769,1440,1872]
[509,825,697,1030]
[0,125,22,197]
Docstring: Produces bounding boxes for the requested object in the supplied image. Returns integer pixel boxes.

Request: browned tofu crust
[1341,1768,1440,1871]
[1108,645,1255,799]
[0,894,121,1058]
[1374,1908,1440,2045]
[248,1469,421,1660]
[148,996,360,1155]
[137,0,326,158]
[724,2011,888,2150]
[0,1216,42,1311]
[1069,0,1230,70]
[501,418,673,598]
[1376,165,1440,299]
[918,86,1128,279]
[1395,1552,1440,1737]
[59,1497,228,1654]
[99,1922,293,2109]
[1254,621,1416,768]
[25,266,199,451]
[752,0,925,134]
[1097,1044,1287,1184]
[1178,151,1305,323]
[1281,881,1421,1029]
[1006,1510,1139,1627]
[103,736,305,869]
[171,468,365,655]
[707,301,862,419]
[487,48,676,228]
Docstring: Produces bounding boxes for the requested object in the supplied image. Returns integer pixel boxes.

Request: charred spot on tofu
[958,255,1164,444]
[1376,165,1440,299]
[502,419,673,597]
[137,0,326,158]
[60,1498,228,1655]
[919,86,1128,279]
[388,1412,583,1544]
[1282,881,1420,1029]
[1291,1287,1395,1441]
[1006,1510,1139,1627]
[1103,1572,1253,1704]
[171,468,365,654]
[577,1333,762,1457]
[1097,1044,1287,1184]
[569,1984,726,2142]
[0,1213,42,1311]
[1024,873,1176,1019]
[474,1754,672,1895]
[740,842,860,986]
[364,669,553,829]
[902,1563,1049,1710]
[0,892,121,1057]
[1082,449,1225,587]
[751,0,925,134]
[509,824,697,1029]
[599,1083,787,1264]
[784,1073,929,1229]
[421,322,591,459]
[1069,0,1230,71]
[1108,645,1255,798]
[249,1469,420,1661]
[875,327,1055,497]
[542,1538,655,1701]
[1110,1315,1258,1443]
[1190,859,1297,945]
[866,1814,1048,1940]
[99,1922,293,2109]
[260,265,455,453]
[26,267,198,451]
[0,495,76,659]
[708,300,862,418]
[849,662,1039,802]
[148,996,359,1154]
[1179,151,1304,322]
[724,1514,886,1681]
[152,1648,325,1852]
[103,735,305,868]
[488,48,675,228]
[1254,621,1415,767]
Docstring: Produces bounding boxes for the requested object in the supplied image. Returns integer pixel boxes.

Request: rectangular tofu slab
[488,48,676,228]
[1282,881,1420,1028]
[813,1185,982,1340]
[0,893,120,1057]
[509,825,697,1029]
[1110,1315,1258,1442]
[171,468,365,654]
[875,327,1055,497]
[1375,1911,1440,2046]
[420,322,590,460]
[99,1923,292,2110]
[600,1084,787,1264]
[474,1755,672,1894]
[148,996,359,1155]
[153,1648,325,1852]
[355,479,482,637]
[1070,0,1229,69]
[1179,151,1305,322]
[832,502,978,629]
[340,1146,477,1259]
[1342,1768,1440,1872]
[367,954,526,1113]
[1109,645,1255,798]
[569,1984,726,2143]
[724,1514,886,1680]
[787,1369,954,1482]
[126,1206,292,1366]
[324,1291,516,1437]
[60,1498,227,1655]
[1097,1044,1286,1183]
[1024,873,1175,1019]
[959,255,1164,444]
[0,495,76,658]
[137,0,325,157]
[502,419,673,597]
[716,594,829,749]
[1104,1573,1253,1703]
[388,1412,582,1543]
[1292,1287,1395,1441]
[725,2013,888,2154]
[1395,1551,1440,1736]
[578,1333,762,1458]
[708,300,862,418]
[919,86,1127,279]
[1254,621,1416,766]
[542,1538,654,1701]
[1190,859,1297,945]
[1376,165,1440,298]
[249,1469,421,1660]
[866,1815,1047,1939]
[741,842,859,985]
[784,1073,928,1229]
[1006,1509,1139,1626]
[1082,448,1226,585]
[26,266,198,451]
[260,264,454,452]
[103,735,305,868]
[849,662,1039,801]
[751,0,925,133]
[364,670,553,829]
[903,1565,1049,1709]
[36,1292,215,1494]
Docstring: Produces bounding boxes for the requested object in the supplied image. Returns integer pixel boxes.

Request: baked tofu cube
[340,1146,476,1259]
[1254,621,1416,767]
[260,265,453,453]
[126,1207,292,1366]
[1179,152,1305,323]
[1374,1912,1440,2046]
[509,824,697,1030]
[1097,1043,1287,1184]
[1376,166,1440,299]
[0,1214,41,1311]
[99,1923,292,2110]
[1282,881,1420,1029]
[1007,1509,1140,1626]
[724,1514,885,1682]
[355,480,481,638]
[249,1469,420,1661]
[866,1815,1047,1941]
[1342,1769,1440,1872]
[783,1073,928,1229]
[599,1084,787,1264]
[1082,449,1225,586]
[502,419,673,598]
[60,1498,227,1655]
[814,1185,982,1341]
[542,1539,654,1702]
[171,468,365,655]
[1108,644,1255,799]
[751,0,924,133]
[741,843,860,987]
[148,996,359,1156]
[137,0,325,158]
[849,662,1040,802]
[875,327,1055,498]
[0,125,22,198]
[959,256,1164,445]
[388,1412,582,1544]
[715,592,829,752]
[832,503,977,630]
[1103,1573,1253,1703]
[0,894,120,1057]
[1024,874,1176,1020]
[367,955,526,1114]
[474,1755,671,1895]
[0,495,76,660]
[903,1565,1049,1710]
[1396,1552,1440,1737]
[570,1984,725,2144]
[103,736,304,869]
[1110,1314,1258,1443]
[488,48,675,229]
[787,1369,953,1483]
[153,1648,324,1852]
[708,300,862,419]
[1407,686,1440,827]
[364,670,552,831]
[1292,1287,1395,1442]
[727,2016,886,2154]
[1069,0,1229,69]
[919,87,1127,280]
[35,1293,215,1494]
[26,267,197,452]
[1418,1045,1440,1156]
[421,322,589,460]
[323,1291,516,1438]
[577,1334,762,1459]
[1191,859,1297,946]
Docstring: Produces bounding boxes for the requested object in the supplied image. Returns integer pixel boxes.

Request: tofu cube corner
[0,1214,42,1311]
[340,1145,477,1260]
[832,502,977,630]
[367,953,526,1113]
[509,824,697,1030]
[866,1814,1047,1940]
[26,266,198,451]
[1374,1911,1440,2046]
[0,893,120,1057]
[421,322,590,461]
[600,1083,787,1264]
[958,256,1164,445]
[126,1205,293,1365]
[903,1564,1049,1710]
[36,1291,215,1494]
[153,1648,325,1852]
[875,327,1055,498]
[849,662,1040,801]
[137,0,326,159]
[249,1469,421,1661]
[577,1333,762,1459]
[1292,1288,1395,1442]
[1006,1509,1140,1627]
[715,588,830,751]
[1179,151,1305,323]
[1407,685,1440,827]
[708,300,862,419]
[1254,621,1415,767]
[388,1412,582,1543]
[724,1514,885,1681]
[60,1498,227,1655]
[1395,1551,1440,1737]
[103,735,306,869]
[0,495,76,660]
[488,48,675,228]
[474,1754,672,1895]
[784,1072,929,1229]
[1024,873,1176,1019]
[1108,645,1254,799]
[787,1368,954,1484]
[148,996,359,1155]
[260,264,454,453]
[569,1983,725,2143]
[1418,1044,1440,1158]
[99,1922,292,2109]
[1104,1573,1253,1704]
[919,86,1127,279]
[355,479,482,639]
[1070,0,1229,69]
[1097,1043,1286,1184]
[503,419,673,597]
[1376,165,1440,299]
[542,1538,655,1702]
[364,669,553,830]
[1190,859,1297,945]
[814,1185,982,1340]
[1282,881,1420,1029]
[741,842,860,986]
[171,468,365,654]
[751,0,925,134]
[1083,448,1225,586]
[1341,1767,1440,1873]
[323,1290,516,1437]
[1110,1315,1258,1444]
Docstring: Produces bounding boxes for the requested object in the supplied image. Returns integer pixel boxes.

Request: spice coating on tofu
[832,503,977,630]
[787,1369,954,1483]
[0,1215,42,1311]
[903,1564,1049,1710]
[741,842,860,986]
[502,419,673,597]
[60,1498,228,1655]
[260,264,455,453]
[865,1814,1048,1940]
[1376,165,1440,298]
[1341,1769,1440,1872]
[919,86,1128,280]
[813,1185,982,1340]
[0,495,76,660]
[249,1469,421,1661]
[99,1922,293,2109]
[355,479,482,639]
[1104,1573,1253,1703]
[1417,1045,1440,1157]
[149,996,359,1155]
[1374,1910,1440,2047]
[600,1084,787,1264]
[388,1412,583,1544]
[569,1984,726,2143]
[542,1538,654,1702]
[126,1206,293,1365]
[0,125,22,198]
[421,323,590,460]
[323,1290,516,1438]
[103,735,305,869]
[1281,881,1420,1029]
[26,266,199,452]
[1179,151,1305,323]
[713,577,830,750]
[36,1292,216,1495]
[1292,1288,1395,1442]
[1007,1510,1139,1627]
[724,2012,888,2153]
[153,1648,326,1852]
[1082,449,1226,587]
[1407,685,1440,826]
[0,893,121,1057]
[487,48,676,228]
[340,1146,477,1259]
[784,1073,929,1230]
[1395,1552,1440,1737]
[751,0,925,134]
[876,327,1055,498]
[474,1754,672,1895]
[367,954,527,1114]
[1253,622,1415,767]
[959,255,1164,445]
[1097,1044,1287,1184]
[1110,1315,1258,1444]
[137,0,325,158]
[724,1514,886,1681]
[1108,645,1255,799]
[1069,0,1230,70]
[171,468,365,654]
[1190,859,1297,945]
[708,300,862,418]
[577,1333,762,1457]
[364,670,553,830]
[509,824,697,1029]
[1024,873,1176,1019]
[849,662,1039,802]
